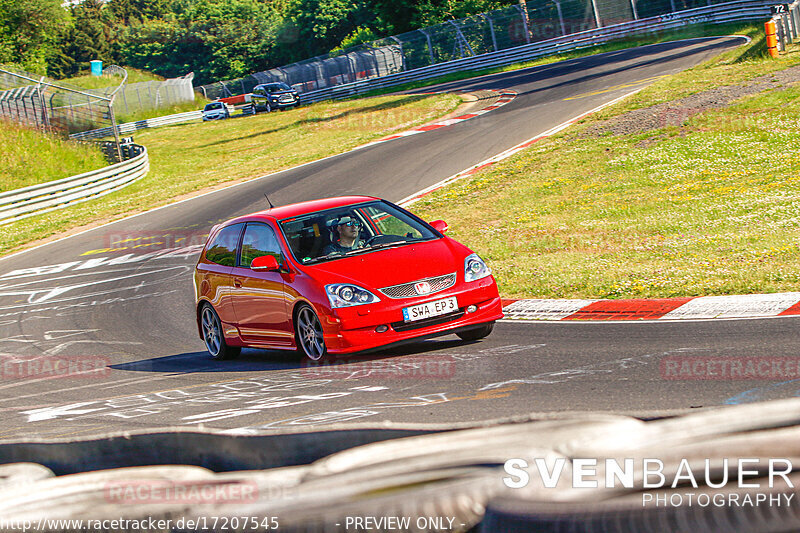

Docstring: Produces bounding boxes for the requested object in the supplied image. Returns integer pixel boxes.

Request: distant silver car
[251,82,300,112]
[202,102,230,121]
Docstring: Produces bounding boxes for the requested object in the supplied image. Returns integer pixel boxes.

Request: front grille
[379,273,456,299]
[391,309,464,332]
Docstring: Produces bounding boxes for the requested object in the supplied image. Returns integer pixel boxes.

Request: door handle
[233,279,242,288]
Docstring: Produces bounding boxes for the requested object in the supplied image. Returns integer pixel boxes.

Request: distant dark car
[194,196,503,361]
[251,82,300,112]
[202,101,230,121]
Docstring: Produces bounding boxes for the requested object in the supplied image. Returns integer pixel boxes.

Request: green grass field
[62,67,164,90]
[412,31,800,299]
[0,120,107,192]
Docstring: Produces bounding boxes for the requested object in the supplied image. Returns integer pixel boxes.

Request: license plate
[402,297,458,322]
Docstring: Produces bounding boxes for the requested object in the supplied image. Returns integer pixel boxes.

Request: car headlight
[325,283,380,308]
[464,253,491,282]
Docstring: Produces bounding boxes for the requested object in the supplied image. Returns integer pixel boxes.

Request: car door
[198,223,244,326]
[251,87,264,110]
[230,222,292,346]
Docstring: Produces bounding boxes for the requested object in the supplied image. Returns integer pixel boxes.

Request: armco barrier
[0,144,148,225]
[298,0,773,104]
[768,0,800,54]
[69,110,202,141]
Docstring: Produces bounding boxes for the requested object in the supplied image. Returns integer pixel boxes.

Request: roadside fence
[197,0,772,101]
[766,1,800,56]
[0,66,195,147]
[92,73,195,117]
[297,0,775,104]
[0,65,127,160]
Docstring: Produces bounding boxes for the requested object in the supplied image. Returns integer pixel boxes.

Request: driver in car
[322,216,362,255]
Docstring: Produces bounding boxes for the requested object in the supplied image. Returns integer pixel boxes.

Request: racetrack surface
[3,36,796,441]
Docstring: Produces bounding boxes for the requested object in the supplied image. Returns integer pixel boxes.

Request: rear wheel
[456,322,494,342]
[295,304,326,361]
[200,303,241,360]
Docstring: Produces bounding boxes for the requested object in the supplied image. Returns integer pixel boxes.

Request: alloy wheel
[297,306,325,360]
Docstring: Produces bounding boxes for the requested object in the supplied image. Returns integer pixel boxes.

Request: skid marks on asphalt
[11,343,546,431]
[480,347,707,390]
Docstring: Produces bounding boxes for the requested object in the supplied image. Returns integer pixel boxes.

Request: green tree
[55,0,115,77]
[108,0,174,25]
[279,0,377,60]
[412,0,520,27]
[119,0,281,84]
[0,0,71,74]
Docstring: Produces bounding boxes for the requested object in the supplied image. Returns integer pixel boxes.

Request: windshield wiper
[370,240,409,250]
[341,240,411,256]
[303,252,342,264]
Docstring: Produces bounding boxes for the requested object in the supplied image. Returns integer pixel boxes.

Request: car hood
[299,238,470,290]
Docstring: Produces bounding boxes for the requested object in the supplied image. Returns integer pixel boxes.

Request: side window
[205,223,243,267]
[240,223,283,268]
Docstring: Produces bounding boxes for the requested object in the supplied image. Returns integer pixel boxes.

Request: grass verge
[0,120,107,192]
[0,93,462,256]
[412,34,800,299]
[62,67,164,90]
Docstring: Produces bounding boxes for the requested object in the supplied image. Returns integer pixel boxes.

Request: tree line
[0,0,522,85]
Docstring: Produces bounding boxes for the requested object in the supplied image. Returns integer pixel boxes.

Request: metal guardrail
[298,0,774,104]
[767,0,799,54]
[0,144,148,225]
[69,111,203,141]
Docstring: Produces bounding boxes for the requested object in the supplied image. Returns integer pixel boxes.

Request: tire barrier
[0,144,148,225]
[2,399,800,531]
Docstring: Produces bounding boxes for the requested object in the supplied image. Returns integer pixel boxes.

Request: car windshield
[204,102,223,110]
[264,82,292,92]
[279,200,440,264]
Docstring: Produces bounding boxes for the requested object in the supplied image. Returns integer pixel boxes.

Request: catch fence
[197,0,743,99]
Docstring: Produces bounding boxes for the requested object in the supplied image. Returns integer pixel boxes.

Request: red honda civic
[194,196,503,360]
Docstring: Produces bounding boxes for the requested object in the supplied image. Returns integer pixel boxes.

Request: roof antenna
[264,193,275,209]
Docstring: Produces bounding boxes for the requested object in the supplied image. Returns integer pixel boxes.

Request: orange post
[765,20,779,58]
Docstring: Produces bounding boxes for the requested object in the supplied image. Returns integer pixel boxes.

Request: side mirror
[430,220,448,233]
[251,255,280,272]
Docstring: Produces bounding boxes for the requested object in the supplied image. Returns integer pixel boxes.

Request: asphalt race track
[2,36,797,441]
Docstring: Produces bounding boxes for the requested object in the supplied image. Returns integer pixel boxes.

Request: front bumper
[319,278,503,354]
[270,97,298,108]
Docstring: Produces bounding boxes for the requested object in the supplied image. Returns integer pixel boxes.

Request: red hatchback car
[194,196,503,360]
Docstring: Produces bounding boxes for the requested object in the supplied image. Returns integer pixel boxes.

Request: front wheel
[456,322,494,342]
[200,303,241,360]
[295,304,326,361]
